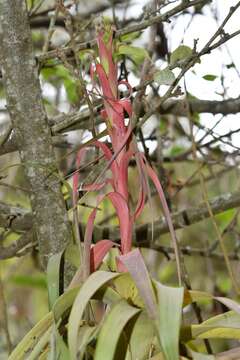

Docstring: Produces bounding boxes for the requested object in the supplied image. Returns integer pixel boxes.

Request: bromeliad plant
[9,20,240,360]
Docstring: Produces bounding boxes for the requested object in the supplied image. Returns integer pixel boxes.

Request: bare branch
[37,0,207,63]
[1,191,240,252]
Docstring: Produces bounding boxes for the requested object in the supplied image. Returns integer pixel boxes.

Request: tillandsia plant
[9,18,240,360]
[72,19,182,280]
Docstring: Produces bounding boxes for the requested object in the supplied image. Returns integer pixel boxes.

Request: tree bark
[0,0,72,268]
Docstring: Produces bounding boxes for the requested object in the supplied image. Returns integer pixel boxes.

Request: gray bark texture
[0,0,72,268]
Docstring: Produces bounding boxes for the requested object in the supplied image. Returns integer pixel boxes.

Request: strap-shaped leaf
[8,312,53,360]
[184,289,240,315]
[47,251,64,310]
[48,326,71,360]
[124,311,158,360]
[77,325,99,360]
[155,282,184,360]
[52,286,80,322]
[27,326,52,360]
[202,310,240,328]
[182,311,240,341]
[187,348,215,360]
[9,286,80,359]
[118,248,157,319]
[197,328,240,340]
[94,299,141,360]
[68,270,119,360]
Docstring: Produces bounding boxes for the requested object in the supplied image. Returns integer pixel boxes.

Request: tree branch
[37,0,206,63]
[140,244,240,262]
[1,95,240,158]
[1,191,240,250]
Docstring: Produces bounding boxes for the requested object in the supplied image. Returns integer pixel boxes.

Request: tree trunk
[0,0,72,268]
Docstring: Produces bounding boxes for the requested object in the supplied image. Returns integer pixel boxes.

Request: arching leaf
[68,271,119,360]
[155,282,184,360]
[94,299,141,360]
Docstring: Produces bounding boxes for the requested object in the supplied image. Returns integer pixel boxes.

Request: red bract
[72,25,178,276]
[95,31,131,157]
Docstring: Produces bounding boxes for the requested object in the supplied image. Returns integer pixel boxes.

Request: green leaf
[215,208,236,232]
[184,289,240,314]
[184,289,212,306]
[216,275,231,294]
[117,44,149,64]
[149,354,165,360]
[94,299,141,360]
[202,310,240,327]
[52,286,80,322]
[77,325,99,359]
[155,282,184,360]
[169,145,185,157]
[170,45,192,65]
[95,284,122,304]
[48,327,71,360]
[120,31,141,42]
[113,272,144,308]
[27,327,52,360]
[182,311,240,341]
[150,354,188,360]
[65,242,81,269]
[187,348,215,360]
[47,251,64,310]
[202,74,217,81]
[154,68,175,85]
[42,64,80,105]
[68,271,120,360]
[8,312,53,360]
[197,327,240,339]
[125,311,159,360]
[64,78,80,105]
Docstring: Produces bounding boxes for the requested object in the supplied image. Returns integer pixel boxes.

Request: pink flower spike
[118,149,133,201]
[93,140,119,188]
[107,192,132,254]
[93,140,113,162]
[97,31,118,98]
[90,240,116,272]
[96,63,114,100]
[110,122,132,160]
